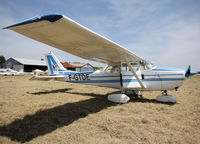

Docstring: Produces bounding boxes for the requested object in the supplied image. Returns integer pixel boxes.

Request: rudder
[45,52,66,75]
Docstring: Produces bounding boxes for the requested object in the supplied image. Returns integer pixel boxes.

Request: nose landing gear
[156,90,176,103]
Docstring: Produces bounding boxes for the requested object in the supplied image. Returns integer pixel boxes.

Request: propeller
[185,65,198,78]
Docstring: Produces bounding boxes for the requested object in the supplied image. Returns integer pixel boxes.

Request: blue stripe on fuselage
[52,72,184,77]
[67,78,185,84]
[124,78,185,82]
[71,79,120,83]
[88,74,184,79]
[122,74,183,77]
[90,75,120,78]
[152,67,185,71]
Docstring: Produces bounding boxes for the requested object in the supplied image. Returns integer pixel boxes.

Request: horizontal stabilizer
[30,75,65,81]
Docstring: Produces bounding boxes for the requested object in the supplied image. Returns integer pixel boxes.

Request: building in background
[61,62,94,72]
[3,57,94,73]
[3,58,47,72]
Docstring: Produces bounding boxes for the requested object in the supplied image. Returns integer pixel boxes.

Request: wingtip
[2,26,9,30]
[3,13,63,30]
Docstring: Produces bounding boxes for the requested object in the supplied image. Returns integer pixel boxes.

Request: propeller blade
[185,65,198,77]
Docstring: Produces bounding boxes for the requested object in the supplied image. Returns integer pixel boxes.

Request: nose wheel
[156,90,176,103]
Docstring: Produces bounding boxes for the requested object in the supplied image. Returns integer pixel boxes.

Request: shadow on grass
[34,89,176,106]
[0,89,174,143]
[31,88,72,95]
[130,97,176,106]
[0,92,116,143]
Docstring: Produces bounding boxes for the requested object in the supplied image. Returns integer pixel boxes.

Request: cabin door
[121,63,141,89]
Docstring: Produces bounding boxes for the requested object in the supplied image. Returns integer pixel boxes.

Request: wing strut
[123,56,145,89]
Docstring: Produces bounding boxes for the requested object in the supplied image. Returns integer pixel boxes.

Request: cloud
[100,0,200,71]
[159,20,200,69]
[0,0,199,70]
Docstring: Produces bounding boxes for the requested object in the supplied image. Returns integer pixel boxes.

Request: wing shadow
[0,95,116,143]
[63,90,175,105]
[130,97,176,105]
[0,89,174,143]
[31,88,72,95]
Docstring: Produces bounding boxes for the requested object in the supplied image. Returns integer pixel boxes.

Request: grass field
[0,75,200,144]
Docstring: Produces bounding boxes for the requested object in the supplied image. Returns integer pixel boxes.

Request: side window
[111,66,120,73]
[130,62,139,71]
[121,63,128,72]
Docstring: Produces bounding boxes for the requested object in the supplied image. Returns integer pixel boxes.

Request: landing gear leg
[121,87,125,94]
[125,90,143,98]
[162,90,168,96]
[136,90,143,99]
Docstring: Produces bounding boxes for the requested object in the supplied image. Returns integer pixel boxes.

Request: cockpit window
[104,61,154,73]
[131,62,138,66]
[104,65,120,73]
[121,62,139,72]
[146,63,152,69]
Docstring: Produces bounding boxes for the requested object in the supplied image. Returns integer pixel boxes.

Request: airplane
[0,68,23,76]
[3,14,198,103]
[33,69,46,76]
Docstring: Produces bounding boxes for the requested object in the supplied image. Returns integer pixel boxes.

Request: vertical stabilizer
[45,52,67,75]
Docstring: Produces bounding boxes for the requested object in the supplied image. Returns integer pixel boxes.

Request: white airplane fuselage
[56,67,185,91]
[37,52,192,93]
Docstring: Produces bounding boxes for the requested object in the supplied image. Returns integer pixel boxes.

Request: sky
[0,0,200,71]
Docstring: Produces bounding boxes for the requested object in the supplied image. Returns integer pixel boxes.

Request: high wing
[4,14,145,65]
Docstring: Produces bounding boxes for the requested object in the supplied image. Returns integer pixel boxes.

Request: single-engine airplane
[3,14,198,103]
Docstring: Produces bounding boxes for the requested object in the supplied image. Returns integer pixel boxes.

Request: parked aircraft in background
[33,69,46,76]
[3,14,198,103]
[0,68,23,76]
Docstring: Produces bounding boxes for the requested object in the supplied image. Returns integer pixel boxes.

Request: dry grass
[0,75,199,144]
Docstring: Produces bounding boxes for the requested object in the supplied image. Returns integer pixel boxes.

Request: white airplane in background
[0,68,23,76]
[3,14,198,103]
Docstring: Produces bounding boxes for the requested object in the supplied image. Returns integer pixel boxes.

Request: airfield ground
[0,75,199,144]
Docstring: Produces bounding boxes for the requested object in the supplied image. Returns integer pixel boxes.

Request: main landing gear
[108,88,130,104]
[108,89,176,104]
[108,93,130,104]
[108,89,144,104]
[156,90,176,103]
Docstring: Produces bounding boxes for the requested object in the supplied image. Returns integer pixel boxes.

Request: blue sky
[0,0,200,70]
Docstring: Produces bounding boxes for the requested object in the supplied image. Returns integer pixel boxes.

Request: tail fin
[45,52,67,75]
